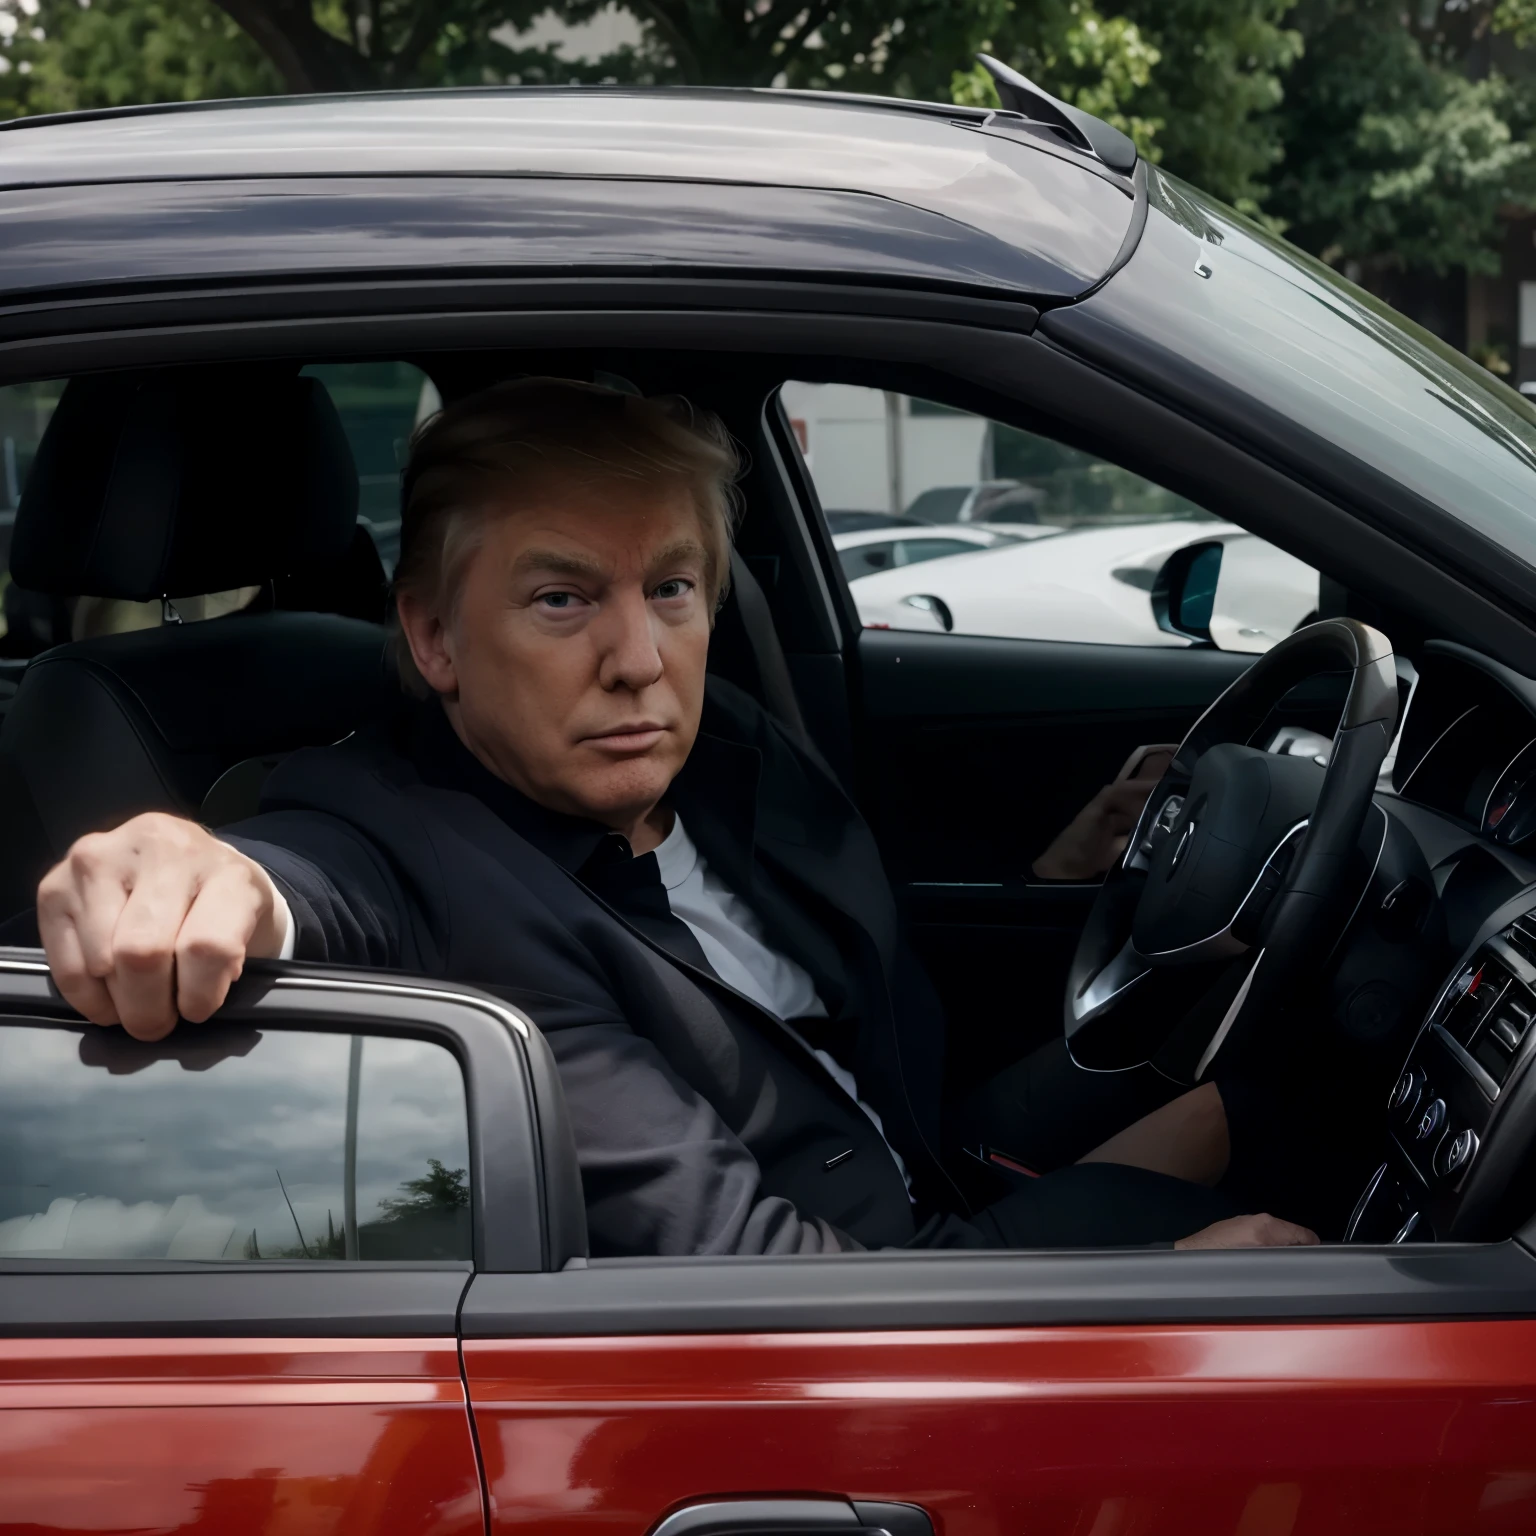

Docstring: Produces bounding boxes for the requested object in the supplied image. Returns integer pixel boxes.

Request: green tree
[0,0,279,116]
[377,1156,469,1219]
[0,0,1015,98]
[955,0,1301,211]
[1267,0,1536,278]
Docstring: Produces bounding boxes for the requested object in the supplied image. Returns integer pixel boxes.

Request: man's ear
[396,591,459,697]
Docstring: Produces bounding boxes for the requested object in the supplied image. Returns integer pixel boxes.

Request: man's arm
[37,813,290,1040]
[522,998,856,1256]
[38,809,410,1039]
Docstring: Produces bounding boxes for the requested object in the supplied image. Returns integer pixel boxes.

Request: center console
[1348,890,1536,1242]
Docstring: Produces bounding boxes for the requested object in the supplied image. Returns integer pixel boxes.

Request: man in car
[35,378,1313,1255]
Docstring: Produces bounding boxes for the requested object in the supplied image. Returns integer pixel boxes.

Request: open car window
[781,380,1321,655]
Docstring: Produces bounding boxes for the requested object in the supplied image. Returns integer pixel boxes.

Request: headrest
[11,370,359,600]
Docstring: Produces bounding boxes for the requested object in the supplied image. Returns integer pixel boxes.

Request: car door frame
[0,951,579,1536]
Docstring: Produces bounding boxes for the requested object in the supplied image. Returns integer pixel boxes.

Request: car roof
[0,88,1137,306]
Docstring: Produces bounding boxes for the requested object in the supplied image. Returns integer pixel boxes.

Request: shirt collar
[408,700,619,875]
[406,696,764,882]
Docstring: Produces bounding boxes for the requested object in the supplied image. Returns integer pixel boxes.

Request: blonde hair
[391,376,741,693]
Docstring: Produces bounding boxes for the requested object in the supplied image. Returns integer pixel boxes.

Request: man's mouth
[582,722,668,753]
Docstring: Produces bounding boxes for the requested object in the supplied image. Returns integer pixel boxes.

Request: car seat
[0,368,397,920]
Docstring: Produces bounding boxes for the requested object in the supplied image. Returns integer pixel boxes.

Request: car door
[0,953,578,1536]
[774,381,1346,1080]
[461,1240,1536,1536]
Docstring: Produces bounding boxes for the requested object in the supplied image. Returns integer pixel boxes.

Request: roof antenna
[975,54,1138,175]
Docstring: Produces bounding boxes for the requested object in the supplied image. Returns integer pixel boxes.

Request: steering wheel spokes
[1064,619,1398,1072]
[1069,937,1151,1028]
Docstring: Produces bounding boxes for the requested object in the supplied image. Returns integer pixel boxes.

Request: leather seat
[0,368,397,920]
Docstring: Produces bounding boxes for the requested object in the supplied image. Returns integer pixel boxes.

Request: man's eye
[538,591,579,610]
[653,579,693,600]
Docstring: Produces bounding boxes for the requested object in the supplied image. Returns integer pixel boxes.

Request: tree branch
[209,0,373,90]
[624,0,703,82]
[769,0,837,80]
[390,0,455,78]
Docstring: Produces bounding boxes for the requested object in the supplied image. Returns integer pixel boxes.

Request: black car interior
[6,347,1536,1252]
[0,369,398,921]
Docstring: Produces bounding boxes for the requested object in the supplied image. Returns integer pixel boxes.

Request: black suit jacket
[224,679,970,1256]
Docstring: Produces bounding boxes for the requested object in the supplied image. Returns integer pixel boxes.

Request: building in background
[779,382,990,517]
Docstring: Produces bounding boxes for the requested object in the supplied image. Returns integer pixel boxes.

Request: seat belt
[728,550,810,746]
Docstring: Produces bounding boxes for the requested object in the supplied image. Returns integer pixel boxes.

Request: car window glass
[838,541,897,579]
[0,380,66,665]
[0,1024,470,1262]
[894,537,984,567]
[781,380,1319,654]
[1129,168,1536,586]
[301,362,439,575]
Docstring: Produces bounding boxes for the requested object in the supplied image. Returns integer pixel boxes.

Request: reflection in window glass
[301,362,439,574]
[0,1025,470,1262]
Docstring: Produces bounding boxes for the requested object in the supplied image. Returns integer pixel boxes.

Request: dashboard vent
[1449,941,1536,1086]
[1505,914,1536,968]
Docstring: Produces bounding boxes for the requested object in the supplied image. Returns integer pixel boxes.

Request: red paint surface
[466,1321,1536,1536]
[0,1338,483,1536]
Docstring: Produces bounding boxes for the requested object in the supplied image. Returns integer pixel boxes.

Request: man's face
[416,477,713,830]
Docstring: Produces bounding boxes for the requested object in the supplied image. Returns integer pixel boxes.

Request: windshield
[905,486,971,523]
[1047,167,1536,597]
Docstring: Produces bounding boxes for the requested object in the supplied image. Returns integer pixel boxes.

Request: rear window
[0,1024,471,1262]
[0,363,434,676]
[301,361,437,574]
[0,380,64,666]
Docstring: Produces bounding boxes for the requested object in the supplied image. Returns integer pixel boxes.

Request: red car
[2,75,1536,1535]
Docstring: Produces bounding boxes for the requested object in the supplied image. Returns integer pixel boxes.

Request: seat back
[0,368,395,918]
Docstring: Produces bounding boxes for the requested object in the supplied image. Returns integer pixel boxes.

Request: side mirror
[1151,540,1222,644]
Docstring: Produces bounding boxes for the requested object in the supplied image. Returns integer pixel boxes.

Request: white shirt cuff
[270,885,297,961]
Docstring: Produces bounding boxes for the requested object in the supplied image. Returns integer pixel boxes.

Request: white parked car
[847,520,1319,652]
[831,522,1055,583]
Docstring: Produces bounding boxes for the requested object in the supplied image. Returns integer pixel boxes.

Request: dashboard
[1342,641,1536,1243]
[1394,644,1536,854]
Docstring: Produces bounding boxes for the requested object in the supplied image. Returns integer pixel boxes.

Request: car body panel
[848,522,1317,649]
[464,1321,1536,1536]
[0,176,1097,304]
[0,1335,484,1534]
[0,92,1133,303]
[831,524,1035,583]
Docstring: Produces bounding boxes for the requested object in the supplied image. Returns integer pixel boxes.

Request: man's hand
[1032,743,1178,883]
[1174,1213,1320,1250]
[37,812,287,1041]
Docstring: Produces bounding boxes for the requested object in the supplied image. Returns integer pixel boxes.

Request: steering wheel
[1064,619,1399,1074]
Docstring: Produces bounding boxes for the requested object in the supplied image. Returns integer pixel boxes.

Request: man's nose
[595,588,664,693]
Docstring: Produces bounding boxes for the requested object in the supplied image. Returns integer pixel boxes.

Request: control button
[1415,1097,1446,1143]
[1435,1128,1479,1180]
[1388,1066,1424,1123]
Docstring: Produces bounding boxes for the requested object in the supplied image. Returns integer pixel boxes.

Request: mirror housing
[1151,540,1223,644]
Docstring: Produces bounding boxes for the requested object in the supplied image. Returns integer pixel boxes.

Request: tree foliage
[0,0,278,115]
[1267,0,1536,276]
[954,0,1301,211]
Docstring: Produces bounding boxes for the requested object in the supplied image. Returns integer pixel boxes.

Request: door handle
[647,1499,934,1536]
